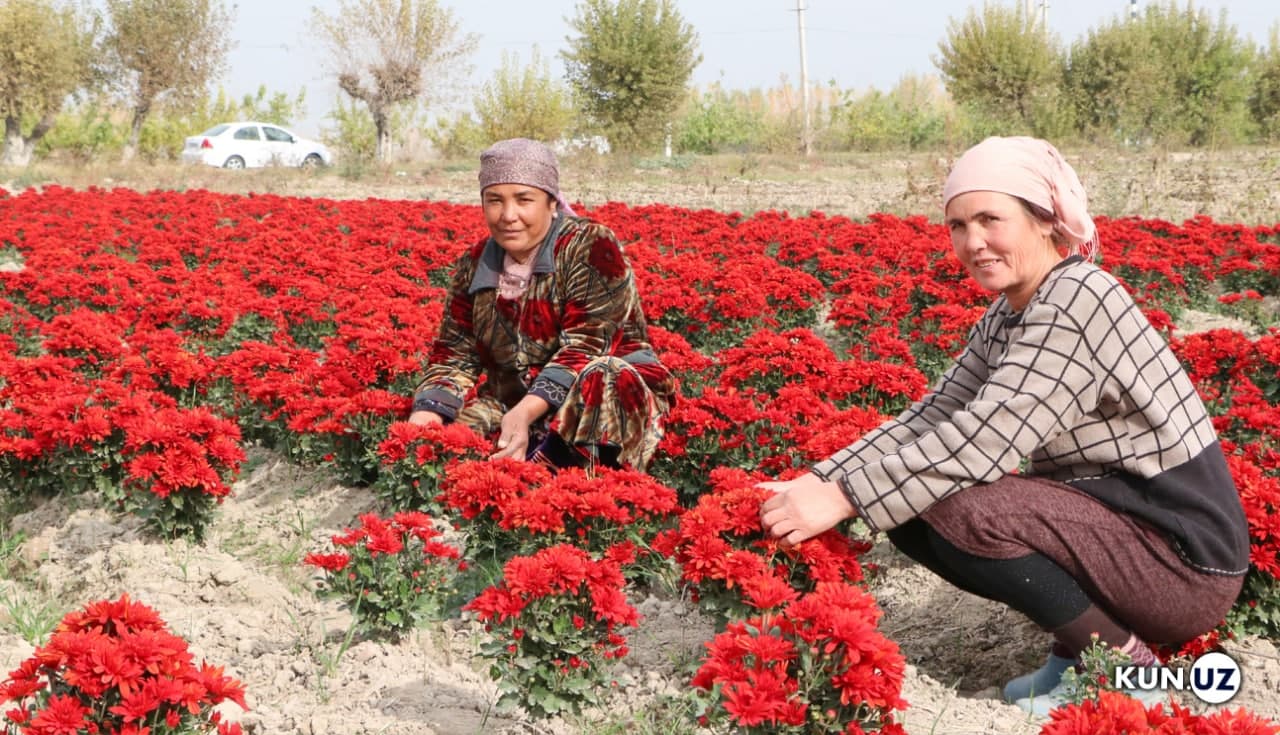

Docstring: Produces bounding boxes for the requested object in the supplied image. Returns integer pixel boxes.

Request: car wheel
[223,155,246,170]
[300,154,323,169]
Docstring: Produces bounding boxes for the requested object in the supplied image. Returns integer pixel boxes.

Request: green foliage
[310,0,476,161]
[673,83,765,154]
[1251,24,1280,142]
[1064,2,1255,146]
[1055,634,1136,705]
[474,46,575,145]
[324,96,424,169]
[563,0,701,153]
[0,584,62,646]
[934,3,1066,135]
[671,82,816,155]
[824,74,955,151]
[35,100,122,161]
[0,0,97,166]
[425,111,486,160]
[324,96,380,164]
[1227,569,1280,639]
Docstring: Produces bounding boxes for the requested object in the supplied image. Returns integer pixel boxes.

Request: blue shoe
[1013,666,1171,717]
[1002,652,1076,703]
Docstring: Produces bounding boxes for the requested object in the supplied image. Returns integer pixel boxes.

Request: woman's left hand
[758,472,857,546]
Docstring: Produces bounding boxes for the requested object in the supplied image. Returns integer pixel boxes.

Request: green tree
[311,0,476,162]
[933,3,1065,134]
[825,75,952,153]
[673,82,763,154]
[1250,24,1280,142]
[0,0,96,166]
[475,46,575,145]
[1064,2,1254,146]
[562,0,701,153]
[102,0,234,161]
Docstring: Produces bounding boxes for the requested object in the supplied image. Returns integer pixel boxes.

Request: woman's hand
[758,472,857,546]
[408,410,444,426]
[491,410,532,460]
[490,394,551,461]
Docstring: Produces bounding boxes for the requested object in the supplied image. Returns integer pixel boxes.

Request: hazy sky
[226,1,1280,137]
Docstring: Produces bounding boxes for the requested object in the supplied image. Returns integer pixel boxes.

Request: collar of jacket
[469,213,565,295]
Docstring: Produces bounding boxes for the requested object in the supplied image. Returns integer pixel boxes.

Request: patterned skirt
[455,356,668,471]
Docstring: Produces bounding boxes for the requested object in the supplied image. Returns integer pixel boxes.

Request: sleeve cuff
[836,475,880,533]
[811,459,838,481]
[529,376,571,411]
[413,388,463,421]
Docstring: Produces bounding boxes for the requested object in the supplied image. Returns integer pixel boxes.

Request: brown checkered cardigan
[814,256,1249,576]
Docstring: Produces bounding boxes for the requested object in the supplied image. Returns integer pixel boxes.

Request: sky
[226,1,1280,137]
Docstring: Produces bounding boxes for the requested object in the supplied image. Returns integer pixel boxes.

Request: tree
[933,3,1065,134]
[474,46,575,146]
[562,0,701,153]
[1249,24,1280,142]
[102,0,233,161]
[311,0,476,162]
[1064,2,1254,146]
[0,0,96,167]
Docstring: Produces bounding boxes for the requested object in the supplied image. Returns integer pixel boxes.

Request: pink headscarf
[479,138,577,216]
[942,136,1099,261]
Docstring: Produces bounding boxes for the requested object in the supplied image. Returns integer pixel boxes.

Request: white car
[181,122,333,169]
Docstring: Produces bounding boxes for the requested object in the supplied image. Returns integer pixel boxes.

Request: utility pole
[1040,0,1049,30]
[794,0,812,156]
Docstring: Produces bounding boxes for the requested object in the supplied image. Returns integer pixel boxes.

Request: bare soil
[4,454,1278,734]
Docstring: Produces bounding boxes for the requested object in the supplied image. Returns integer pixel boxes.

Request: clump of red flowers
[691,581,907,734]
[0,593,247,735]
[1039,689,1278,735]
[373,420,491,511]
[465,543,640,719]
[652,467,871,622]
[304,511,464,639]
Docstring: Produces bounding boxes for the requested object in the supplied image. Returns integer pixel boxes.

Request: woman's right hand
[758,472,856,547]
[408,410,444,426]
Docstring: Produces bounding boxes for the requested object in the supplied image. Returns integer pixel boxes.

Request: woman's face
[945,191,1061,311]
[482,184,557,262]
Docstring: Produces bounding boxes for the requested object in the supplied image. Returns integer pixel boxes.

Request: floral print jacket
[413,214,676,419]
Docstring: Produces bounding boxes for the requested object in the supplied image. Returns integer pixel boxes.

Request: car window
[262,127,293,143]
[200,124,230,137]
[233,126,261,141]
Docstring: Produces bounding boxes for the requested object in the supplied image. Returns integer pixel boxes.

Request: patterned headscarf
[478,138,576,215]
[943,136,1099,261]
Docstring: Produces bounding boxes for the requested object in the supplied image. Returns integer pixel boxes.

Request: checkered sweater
[814,256,1249,575]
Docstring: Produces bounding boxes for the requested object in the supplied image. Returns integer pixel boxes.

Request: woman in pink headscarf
[410,138,675,471]
[760,137,1247,715]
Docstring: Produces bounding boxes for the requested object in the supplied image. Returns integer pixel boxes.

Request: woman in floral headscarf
[409,138,675,471]
[759,136,1248,715]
